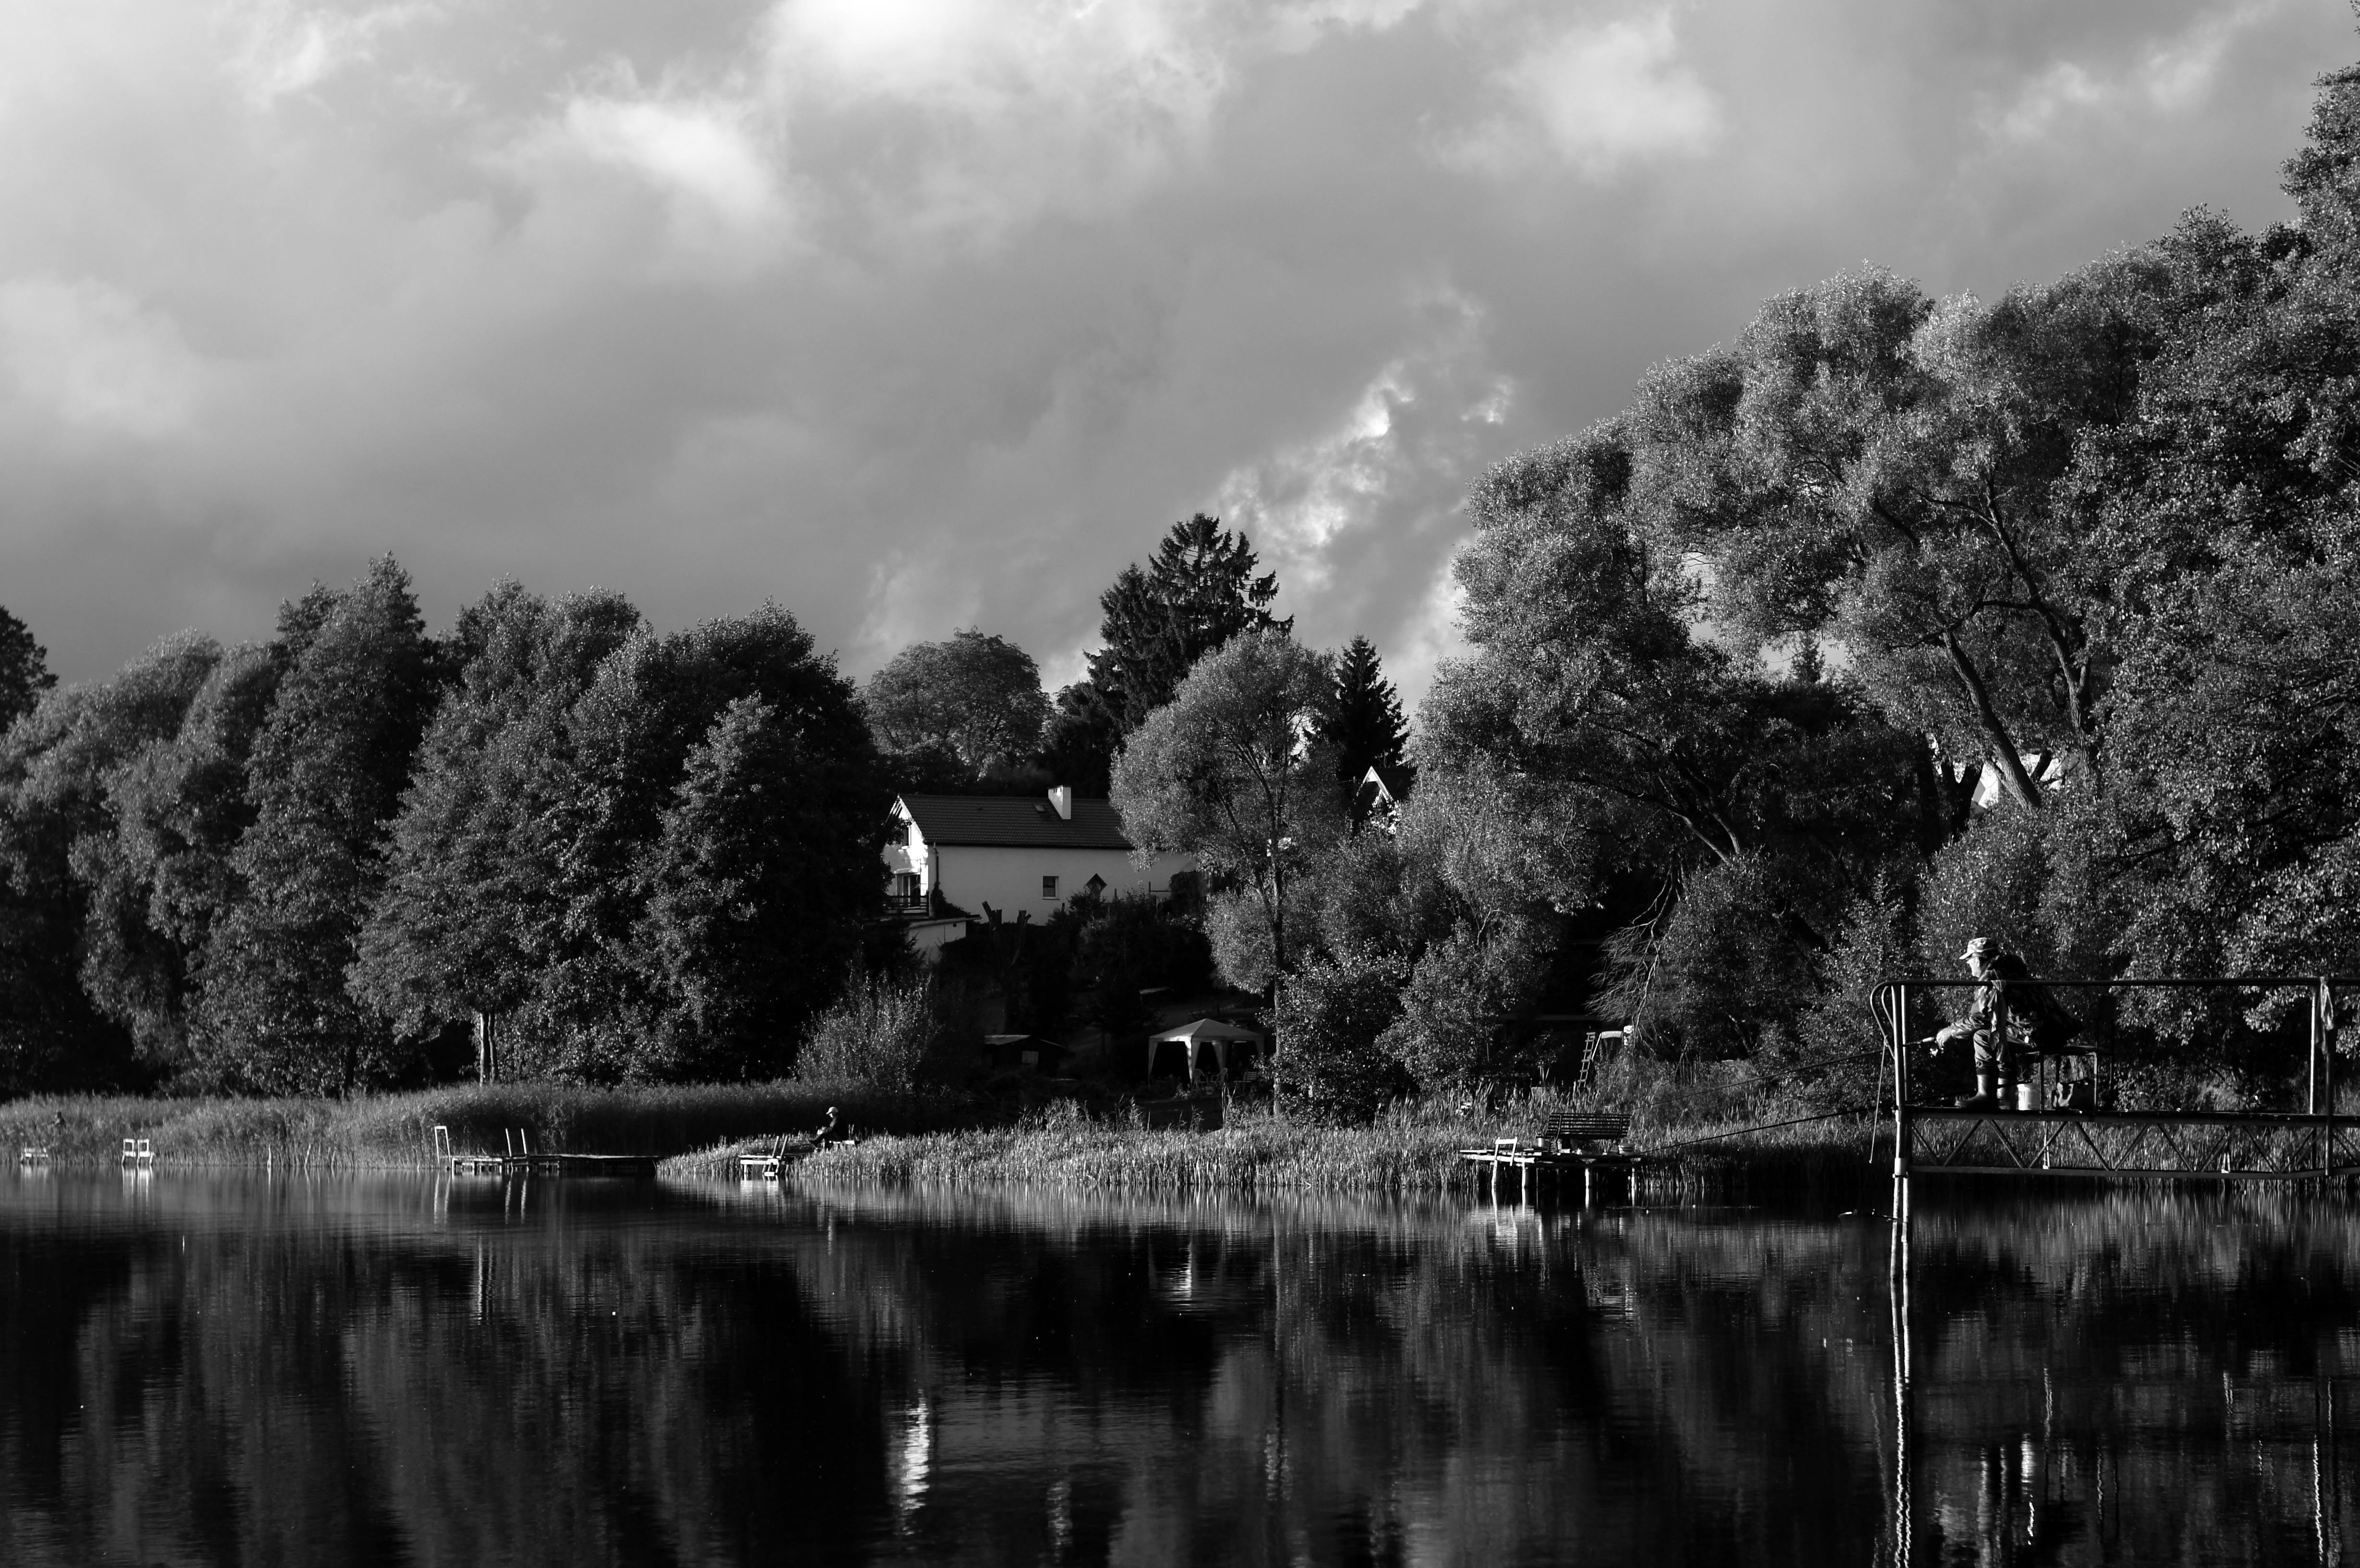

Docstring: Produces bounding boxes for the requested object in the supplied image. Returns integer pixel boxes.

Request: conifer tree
[1047,514,1287,788]
[1321,636,1411,825]
[0,606,54,732]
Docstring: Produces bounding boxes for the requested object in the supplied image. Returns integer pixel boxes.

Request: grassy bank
[0,1082,948,1170]
[4,1082,1890,1195]
[664,1094,1889,1197]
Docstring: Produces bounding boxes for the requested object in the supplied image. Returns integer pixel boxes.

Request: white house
[883,787,1195,953]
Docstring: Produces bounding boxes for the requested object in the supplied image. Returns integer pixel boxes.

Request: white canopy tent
[1149,1018,1264,1082]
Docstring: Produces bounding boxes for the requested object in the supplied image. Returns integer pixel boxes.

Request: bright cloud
[1484,9,1723,175]
[563,95,789,242]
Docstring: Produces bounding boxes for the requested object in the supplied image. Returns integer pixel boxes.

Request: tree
[864,630,1050,781]
[1037,683,1120,797]
[1318,635,1411,825]
[516,604,891,1083]
[193,559,444,1095]
[0,606,54,732]
[636,695,875,1080]
[1421,425,1925,1061]
[1111,629,1339,990]
[1623,259,2172,807]
[1050,514,1289,789]
[351,585,640,1077]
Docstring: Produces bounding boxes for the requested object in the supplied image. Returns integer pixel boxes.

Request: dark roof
[899,794,1136,850]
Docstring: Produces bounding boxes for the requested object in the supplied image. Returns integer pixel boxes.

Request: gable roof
[898,793,1137,851]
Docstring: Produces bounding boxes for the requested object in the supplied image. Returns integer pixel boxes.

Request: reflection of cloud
[0,278,200,438]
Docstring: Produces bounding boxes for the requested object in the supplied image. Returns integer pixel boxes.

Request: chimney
[1048,785,1073,821]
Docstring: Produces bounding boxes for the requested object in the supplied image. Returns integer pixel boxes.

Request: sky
[0,0,2352,712]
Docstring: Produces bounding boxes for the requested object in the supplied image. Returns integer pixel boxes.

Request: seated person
[1933,937,2080,1109]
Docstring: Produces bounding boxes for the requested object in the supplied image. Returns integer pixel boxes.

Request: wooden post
[1892,982,1913,1180]
[2325,980,2339,1180]
[1993,979,2013,1110]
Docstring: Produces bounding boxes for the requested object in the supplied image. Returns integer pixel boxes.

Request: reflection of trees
[1902,1190,2360,1566]
[7,1176,2353,1566]
[0,1176,894,1566]
[713,1185,1898,1565]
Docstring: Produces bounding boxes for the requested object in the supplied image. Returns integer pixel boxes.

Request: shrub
[795,967,967,1092]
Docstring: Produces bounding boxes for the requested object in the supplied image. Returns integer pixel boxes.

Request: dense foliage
[12,65,2360,1113]
[0,568,888,1094]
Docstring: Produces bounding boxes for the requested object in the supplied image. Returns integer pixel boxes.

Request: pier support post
[1891,982,1913,1180]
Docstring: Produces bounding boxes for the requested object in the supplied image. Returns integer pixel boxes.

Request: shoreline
[0,1086,1886,1197]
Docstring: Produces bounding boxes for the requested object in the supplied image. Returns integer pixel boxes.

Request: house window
[891,872,919,905]
[1042,875,1058,900]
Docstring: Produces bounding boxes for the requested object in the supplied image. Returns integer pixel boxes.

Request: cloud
[1987,0,2286,144]
[0,0,2347,727]
[1211,289,1508,601]
[220,0,435,106]
[1462,9,1723,176]
[0,278,201,439]
[561,94,791,248]
[763,0,1230,241]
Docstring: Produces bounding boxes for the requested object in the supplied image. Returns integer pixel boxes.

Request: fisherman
[811,1106,845,1150]
[1932,937,2077,1110]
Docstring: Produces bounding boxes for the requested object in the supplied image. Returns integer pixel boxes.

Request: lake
[1,1170,2355,1566]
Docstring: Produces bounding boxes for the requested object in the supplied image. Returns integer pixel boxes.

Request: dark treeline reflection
[1,1177,2357,1566]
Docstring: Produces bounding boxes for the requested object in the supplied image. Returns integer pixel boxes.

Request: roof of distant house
[897,793,1137,851]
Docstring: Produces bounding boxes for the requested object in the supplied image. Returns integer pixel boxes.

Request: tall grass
[1,1062,1889,1194]
[0,1081,958,1170]
[667,1090,1884,1195]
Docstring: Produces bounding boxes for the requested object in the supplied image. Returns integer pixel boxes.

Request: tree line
[0,517,1411,1098]
[11,63,2360,1111]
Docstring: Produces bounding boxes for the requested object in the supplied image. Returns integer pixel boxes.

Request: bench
[1541,1112,1632,1154]
[738,1137,793,1180]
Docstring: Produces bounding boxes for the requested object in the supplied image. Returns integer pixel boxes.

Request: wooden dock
[431,1125,657,1179]
[1904,1106,2360,1180]
[1878,973,2360,1184]
[1459,1112,1650,1200]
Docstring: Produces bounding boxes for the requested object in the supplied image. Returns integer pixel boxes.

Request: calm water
[1,1172,2356,1566]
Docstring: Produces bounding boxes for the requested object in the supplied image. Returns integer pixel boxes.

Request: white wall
[929,844,1191,917]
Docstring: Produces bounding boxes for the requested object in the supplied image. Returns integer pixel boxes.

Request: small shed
[981,1034,1069,1074]
[1148,1018,1264,1082]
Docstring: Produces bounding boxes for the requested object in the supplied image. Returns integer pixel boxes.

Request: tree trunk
[473,1009,499,1085]
[1942,631,2044,809]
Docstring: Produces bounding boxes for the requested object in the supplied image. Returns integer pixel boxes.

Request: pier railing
[1871,975,2360,1181]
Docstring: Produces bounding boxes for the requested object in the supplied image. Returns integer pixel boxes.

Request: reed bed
[3,1078,1885,1193]
[0,1081,951,1170]
[665,1093,1885,1195]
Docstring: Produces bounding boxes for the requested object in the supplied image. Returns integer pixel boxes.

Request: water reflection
[0,1172,2354,1565]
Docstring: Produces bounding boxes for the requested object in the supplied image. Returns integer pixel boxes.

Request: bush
[1269,948,1411,1124]
[794,968,968,1092]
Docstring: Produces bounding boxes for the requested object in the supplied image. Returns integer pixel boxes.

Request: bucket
[2015,1081,2039,1112]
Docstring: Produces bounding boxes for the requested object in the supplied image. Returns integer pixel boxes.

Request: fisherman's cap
[1959,936,1997,962]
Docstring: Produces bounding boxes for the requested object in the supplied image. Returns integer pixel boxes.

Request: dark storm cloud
[0,0,2348,709]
